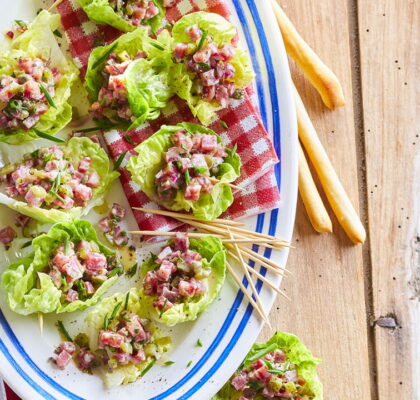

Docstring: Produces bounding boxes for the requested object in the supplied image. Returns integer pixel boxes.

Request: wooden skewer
[38,312,44,335]
[132,207,245,227]
[228,228,269,323]
[228,250,286,277]
[239,245,291,274]
[270,0,345,110]
[211,222,289,243]
[226,261,270,326]
[128,230,221,238]
[242,261,291,301]
[298,141,333,233]
[48,0,65,11]
[178,218,289,249]
[209,178,243,191]
[294,86,366,244]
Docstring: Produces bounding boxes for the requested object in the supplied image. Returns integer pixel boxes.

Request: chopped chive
[231,143,238,157]
[196,30,207,51]
[92,42,118,69]
[159,299,168,319]
[34,128,65,143]
[266,369,286,375]
[103,314,109,330]
[248,380,261,390]
[15,20,27,28]
[21,240,32,249]
[121,315,131,322]
[196,339,203,347]
[40,84,57,108]
[57,320,72,342]
[76,279,87,299]
[128,263,138,278]
[197,62,210,70]
[53,29,63,38]
[150,42,164,51]
[164,361,175,366]
[165,24,173,30]
[124,291,130,310]
[184,170,190,184]
[220,120,228,129]
[186,360,192,368]
[73,126,101,133]
[42,153,54,167]
[50,190,66,202]
[63,238,70,255]
[108,266,122,277]
[110,301,122,319]
[140,359,156,377]
[113,151,127,170]
[247,343,277,362]
[124,135,135,145]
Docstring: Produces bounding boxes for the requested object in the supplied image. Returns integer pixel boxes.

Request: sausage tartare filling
[109,0,159,28]
[0,57,61,131]
[230,349,311,400]
[174,24,244,107]
[143,233,210,311]
[89,51,146,123]
[155,130,228,202]
[1,145,100,209]
[47,240,119,303]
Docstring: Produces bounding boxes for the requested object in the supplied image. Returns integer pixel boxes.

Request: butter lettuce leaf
[0,137,119,224]
[213,331,323,400]
[127,122,241,221]
[0,11,78,144]
[169,12,255,125]
[78,0,164,33]
[139,236,226,326]
[85,289,172,387]
[1,220,120,315]
[85,28,173,130]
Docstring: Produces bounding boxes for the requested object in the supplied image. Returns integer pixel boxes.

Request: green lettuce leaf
[0,137,119,224]
[213,331,323,400]
[0,220,120,315]
[139,236,226,326]
[169,12,255,125]
[78,0,165,33]
[85,28,173,130]
[0,11,79,144]
[85,289,172,387]
[126,122,241,221]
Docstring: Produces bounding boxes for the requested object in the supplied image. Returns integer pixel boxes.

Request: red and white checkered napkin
[56,0,281,231]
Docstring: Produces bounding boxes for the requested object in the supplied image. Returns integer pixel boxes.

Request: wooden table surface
[260,1,419,399]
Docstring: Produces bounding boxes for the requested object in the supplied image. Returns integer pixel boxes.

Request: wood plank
[357,0,420,399]
[260,1,372,399]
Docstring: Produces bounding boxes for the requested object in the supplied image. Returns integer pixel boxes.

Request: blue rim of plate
[0,0,285,398]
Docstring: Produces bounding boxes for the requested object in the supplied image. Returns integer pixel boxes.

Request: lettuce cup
[213,331,323,400]
[79,0,165,33]
[0,11,78,144]
[82,289,171,386]
[0,137,119,224]
[85,28,173,131]
[1,220,122,315]
[127,122,241,221]
[169,12,255,125]
[139,232,226,326]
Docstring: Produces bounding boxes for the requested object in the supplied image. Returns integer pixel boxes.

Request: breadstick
[298,142,332,233]
[270,0,345,110]
[294,85,366,244]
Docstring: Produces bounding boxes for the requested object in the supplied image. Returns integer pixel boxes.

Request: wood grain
[358,0,420,398]
[258,1,419,399]
[261,1,372,399]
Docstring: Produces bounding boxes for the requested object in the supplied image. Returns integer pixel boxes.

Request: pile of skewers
[130,208,291,325]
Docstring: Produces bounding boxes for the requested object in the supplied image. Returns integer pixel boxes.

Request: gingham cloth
[56,0,281,231]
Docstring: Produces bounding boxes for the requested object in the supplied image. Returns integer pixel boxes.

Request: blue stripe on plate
[0,339,55,400]
[0,309,86,400]
[0,0,283,398]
